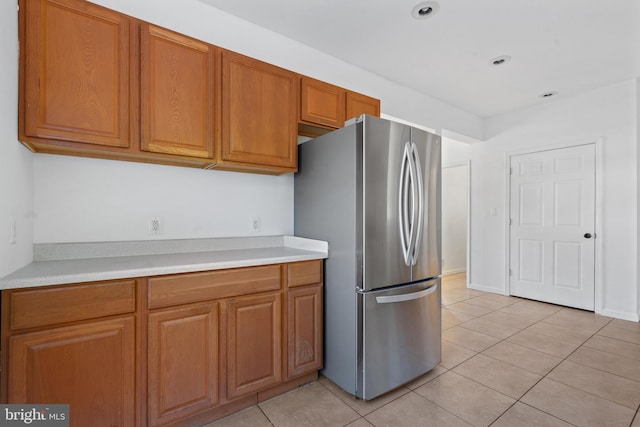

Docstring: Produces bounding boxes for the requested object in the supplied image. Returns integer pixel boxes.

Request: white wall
[33,155,293,243]
[442,165,468,275]
[0,1,34,277]
[474,79,638,320]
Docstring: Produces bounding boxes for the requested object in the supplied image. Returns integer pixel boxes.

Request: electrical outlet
[149,217,163,235]
[9,216,16,245]
[249,216,261,233]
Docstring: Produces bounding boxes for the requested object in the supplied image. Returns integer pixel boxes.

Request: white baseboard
[468,283,508,295]
[599,309,639,322]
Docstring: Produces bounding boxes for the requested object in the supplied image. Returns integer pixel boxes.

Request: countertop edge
[0,236,328,290]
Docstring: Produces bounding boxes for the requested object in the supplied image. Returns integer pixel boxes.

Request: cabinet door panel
[346,91,380,121]
[300,77,344,128]
[221,51,297,170]
[23,0,130,147]
[227,293,281,398]
[148,303,219,426]
[8,317,135,427]
[287,285,323,378]
[140,24,215,159]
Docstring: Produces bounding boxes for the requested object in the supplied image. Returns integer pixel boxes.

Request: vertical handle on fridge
[399,142,417,266]
[410,142,424,266]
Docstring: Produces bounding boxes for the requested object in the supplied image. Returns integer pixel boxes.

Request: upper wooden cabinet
[140,24,216,159]
[220,51,298,174]
[18,0,379,174]
[300,77,345,129]
[19,0,132,149]
[299,76,381,137]
[346,91,381,121]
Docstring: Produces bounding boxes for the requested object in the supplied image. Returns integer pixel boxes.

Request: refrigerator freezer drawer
[358,278,441,400]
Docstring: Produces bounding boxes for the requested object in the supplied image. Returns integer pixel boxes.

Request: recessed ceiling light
[489,55,511,66]
[539,91,558,98]
[412,1,440,19]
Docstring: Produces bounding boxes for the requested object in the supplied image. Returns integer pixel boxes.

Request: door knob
[584,233,592,239]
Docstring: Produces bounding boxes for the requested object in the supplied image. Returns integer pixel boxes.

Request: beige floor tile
[526,321,593,346]
[480,310,537,330]
[481,341,562,376]
[507,329,581,358]
[547,360,640,409]
[259,382,360,427]
[414,371,515,426]
[318,375,410,416]
[463,294,518,310]
[365,391,472,427]
[583,334,640,360]
[440,341,477,369]
[543,308,612,334]
[491,402,574,427]
[498,304,556,322]
[598,323,640,345]
[453,353,542,399]
[509,298,564,314]
[442,291,474,305]
[442,326,501,352]
[568,346,640,381]
[521,378,635,427]
[205,406,271,427]
[404,365,448,389]
[610,318,640,332]
[445,301,494,316]
[442,307,477,329]
[458,316,523,339]
[346,418,373,427]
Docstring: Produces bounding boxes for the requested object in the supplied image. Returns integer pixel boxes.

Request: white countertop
[0,236,328,290]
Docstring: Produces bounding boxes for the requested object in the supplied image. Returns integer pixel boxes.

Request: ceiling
[197,0,640,118]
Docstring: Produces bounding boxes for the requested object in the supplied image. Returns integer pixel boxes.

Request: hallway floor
[208,273,640,427]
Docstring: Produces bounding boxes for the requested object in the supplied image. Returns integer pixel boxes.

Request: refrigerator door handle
[398,142,412,266]
[375,284,438,304]
[410,142,424,266]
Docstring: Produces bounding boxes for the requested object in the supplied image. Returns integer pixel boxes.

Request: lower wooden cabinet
[287,285,323,379]
[8,317,136,427]
[227,292,282,398]
[1,260,323,426]
[148,303,219,426]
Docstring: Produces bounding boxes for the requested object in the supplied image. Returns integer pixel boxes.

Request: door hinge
[508,218,512,226]
[509,269,513,276]
[509,167,513,175]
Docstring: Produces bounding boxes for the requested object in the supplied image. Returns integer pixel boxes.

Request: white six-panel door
[509,144,595,310]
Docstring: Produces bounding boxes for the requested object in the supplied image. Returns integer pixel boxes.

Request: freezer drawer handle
[375,284,438,304]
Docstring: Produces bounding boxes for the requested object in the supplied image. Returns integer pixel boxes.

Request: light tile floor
[208,273,640,427]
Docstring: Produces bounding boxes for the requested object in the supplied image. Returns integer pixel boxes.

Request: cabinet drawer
[9,279,136,330]
[148,265,281,309]
[288,261,322,288]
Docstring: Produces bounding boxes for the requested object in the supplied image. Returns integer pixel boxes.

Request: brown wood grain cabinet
[300,76,345,129]
[140,24,216,160]
[220,50,298,174]
[19,0,133,150]
[226,292,282,398]
[286,261,323,379]
[299,76,381,137]
[18,0,379,174]
[1,261,323,426]
[148,302,220,426]
[2,280,138,427]
[346,90,381,121]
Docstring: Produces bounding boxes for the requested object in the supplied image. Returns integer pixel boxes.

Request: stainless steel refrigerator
[294,115,441,400]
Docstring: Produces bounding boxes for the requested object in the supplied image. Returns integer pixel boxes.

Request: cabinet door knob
[584,233,592,239]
